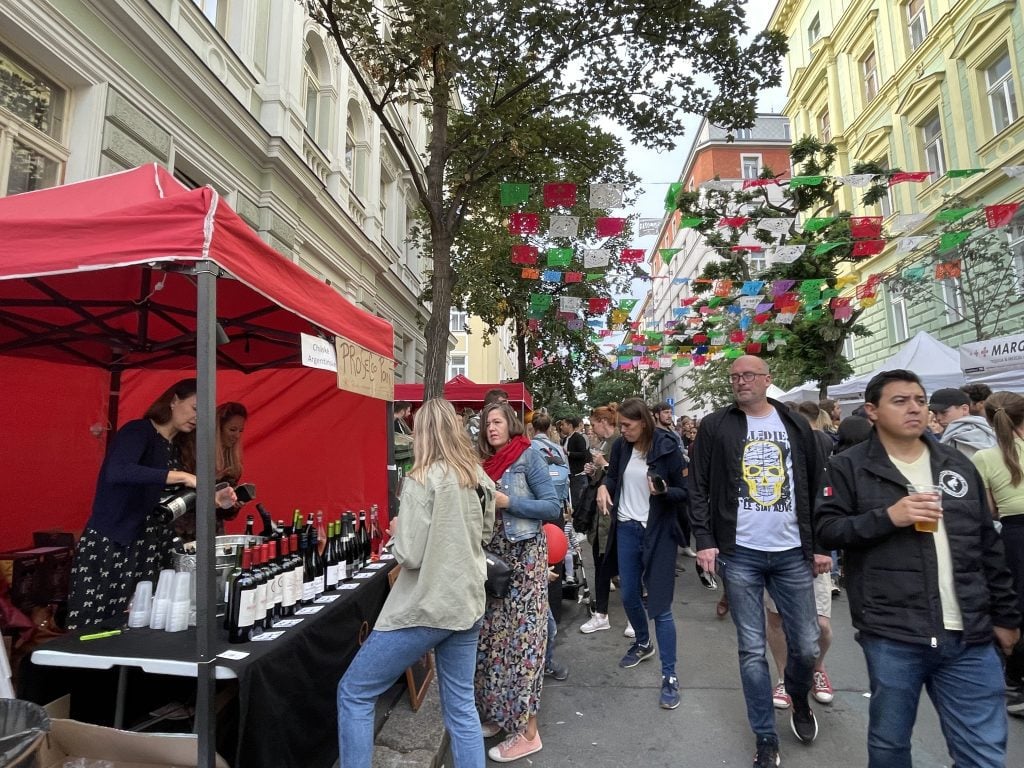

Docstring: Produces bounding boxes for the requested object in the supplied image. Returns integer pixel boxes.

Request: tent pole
[195,261,218,768]
[386,401,398,521]
[105,367,122,451]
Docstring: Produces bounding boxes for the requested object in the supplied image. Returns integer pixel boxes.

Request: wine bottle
[244,515,255,543]
[265,542,283,623]
[311,528,325,598]
[358,510,370,569]
[251,546,268,635]
[223,546,244,630]
[289,533,303,608]
[283,516,294,538]
[324,521,339,591]
[369,504,382,562]
[256,503,274,538]
[292,509,303,538]
[299,531,314,604]
[278,535,296,617]
[227,547,257,644]
[316,510,328,557]
[345,513,357,578]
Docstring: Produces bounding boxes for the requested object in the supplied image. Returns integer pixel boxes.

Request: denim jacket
[497,445,561,542]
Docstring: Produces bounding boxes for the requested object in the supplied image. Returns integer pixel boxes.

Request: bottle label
[314,575,325,596]
[272,573,283,605]
[326,563,339,588]
[237,588,257,628]
[255,583,268,620]
[282,569,296,607]
[302,580,314,602]
[338,559,347,582]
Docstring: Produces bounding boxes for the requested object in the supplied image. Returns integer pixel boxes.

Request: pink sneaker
[813,670,834,704]
[488,732,543,763]
[772,681,791,710]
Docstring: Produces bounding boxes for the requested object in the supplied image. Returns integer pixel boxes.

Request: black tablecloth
[29,561,395,768]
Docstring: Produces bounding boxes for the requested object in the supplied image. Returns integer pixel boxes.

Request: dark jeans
[617,519,676,677]
[858,630,1007,768]
[592,533,615,615]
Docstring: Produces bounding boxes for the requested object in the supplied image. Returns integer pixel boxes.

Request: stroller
[561,518,594,613]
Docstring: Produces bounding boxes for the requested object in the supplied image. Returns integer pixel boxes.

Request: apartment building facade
[1,0,432,381]
[769,0,1024,371]
[647,114,792,414]
[447,308,519,385]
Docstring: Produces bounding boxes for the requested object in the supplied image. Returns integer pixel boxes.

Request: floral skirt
[66,507,174,631]
[474,529,549,735]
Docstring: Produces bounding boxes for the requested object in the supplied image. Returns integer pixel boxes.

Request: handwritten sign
[336,338,394,400]
[300,332,338,372]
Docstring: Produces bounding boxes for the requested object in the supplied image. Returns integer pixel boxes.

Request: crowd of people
[341,374,1024,768]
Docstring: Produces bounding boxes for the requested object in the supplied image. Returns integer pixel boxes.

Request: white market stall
[828,331,965,400]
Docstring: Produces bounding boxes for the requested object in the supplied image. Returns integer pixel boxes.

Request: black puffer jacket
[815,432,1019,646]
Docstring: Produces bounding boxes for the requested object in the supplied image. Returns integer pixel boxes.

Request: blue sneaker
[659,675,680,709]
[618,641,655,668]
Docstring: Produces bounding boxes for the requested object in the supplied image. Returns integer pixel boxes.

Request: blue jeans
[616,519,677,676]
[719,545,819,739]
[338,620,484,768]
[858,631,1007,768]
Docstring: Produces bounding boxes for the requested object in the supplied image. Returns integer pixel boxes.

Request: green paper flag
[724,347,745,359]
[939,230,971,251]
[803,217,837,232]
[547,248,573,267]
[814,241,847,255]
[586,273,604,282]
[665,182,684,211]
[902,266,927,281]
[647,332,664,342]
[805,309,824,321]
[800,279,827,294]
[679,216,703,229]
[708,297,723,308]
[500,183,530,206]
[530,293,552,310]
[789,176,825,188]
[946,168,986,179]
[618,298,638,311]
[659,248,681,264]
[822,288,839,299]
[934,207,979,223]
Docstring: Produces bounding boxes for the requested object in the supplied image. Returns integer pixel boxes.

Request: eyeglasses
[728,372,769,384]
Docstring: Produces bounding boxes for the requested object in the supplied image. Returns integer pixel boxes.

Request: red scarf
[483,435,532,481]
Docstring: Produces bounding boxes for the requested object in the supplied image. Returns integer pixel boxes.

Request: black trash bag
[0,698,50,767]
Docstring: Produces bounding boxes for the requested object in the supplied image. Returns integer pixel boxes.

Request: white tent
[767,383,788,400]
[965,369,1024,394]
[828,331,965,399]
[781,380,821,402]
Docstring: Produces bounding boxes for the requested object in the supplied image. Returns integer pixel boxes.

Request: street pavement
[509,553,1024,768]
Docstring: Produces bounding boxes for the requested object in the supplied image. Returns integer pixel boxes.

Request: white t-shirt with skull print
[735,408,802,551]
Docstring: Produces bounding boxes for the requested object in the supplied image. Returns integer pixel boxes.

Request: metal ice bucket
[171,534,264,615]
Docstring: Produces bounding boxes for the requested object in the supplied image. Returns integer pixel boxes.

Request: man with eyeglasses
[689,356,829,768]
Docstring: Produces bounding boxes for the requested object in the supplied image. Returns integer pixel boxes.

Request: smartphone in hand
[647,470,667,494]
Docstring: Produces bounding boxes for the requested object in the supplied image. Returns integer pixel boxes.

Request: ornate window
[907,0,928,51]
[0,43,67,197]
[862,49,879,102]
[985,51,1018,134]
[887,284,909,343]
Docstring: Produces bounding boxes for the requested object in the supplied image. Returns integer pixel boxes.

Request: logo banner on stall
[301,332,338,372]
[959,332,1024,374]
[336,338,395,400]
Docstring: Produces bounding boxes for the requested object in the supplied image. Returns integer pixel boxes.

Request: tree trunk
[423,229,454,400]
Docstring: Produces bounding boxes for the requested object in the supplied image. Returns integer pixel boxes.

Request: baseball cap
[928,388,971,411]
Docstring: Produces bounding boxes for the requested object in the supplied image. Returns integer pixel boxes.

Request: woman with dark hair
[596,397,687,709]
[973,391,1024,703]
[338,399,495,767]
[66,379,233,630]
[579,403,620,635]
[475,402,560,762]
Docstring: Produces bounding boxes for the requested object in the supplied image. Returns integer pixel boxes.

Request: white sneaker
[624,621,635,638]
[680,547,697,557]
[580,613,610,633]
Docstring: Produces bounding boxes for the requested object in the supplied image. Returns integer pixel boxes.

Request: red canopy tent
[395,374,533,411]
[0,165,394,766]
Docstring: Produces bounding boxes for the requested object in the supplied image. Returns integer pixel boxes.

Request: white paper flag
[770,245,807,264]
[1002,166,1024,178]
[658,356,673,369]
[897,236,930,253]
[737,296,764,310]
[702,180,736,192]
[638,218,661,236]
[891,212,930,232]
[837,174,877,188]
[583,248,611,268]
[775,312,796,325]
[548,215,580,238]
[756,218,794,235]
[589,183,625,209]
[559,296,583,312]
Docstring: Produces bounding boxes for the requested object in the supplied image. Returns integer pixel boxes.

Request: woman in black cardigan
[596,398,687,710]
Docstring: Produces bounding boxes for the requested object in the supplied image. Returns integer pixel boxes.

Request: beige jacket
[377,464,496,631]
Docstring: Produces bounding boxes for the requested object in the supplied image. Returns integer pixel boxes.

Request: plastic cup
[128,581,153,628]
[150,569,176,629]
[907,483,942,532]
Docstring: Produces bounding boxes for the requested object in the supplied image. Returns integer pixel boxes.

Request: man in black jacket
[689,355,829,768]
[815,369,1020,768]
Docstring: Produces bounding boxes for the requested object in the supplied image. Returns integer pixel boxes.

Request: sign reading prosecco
[335,337,395,400]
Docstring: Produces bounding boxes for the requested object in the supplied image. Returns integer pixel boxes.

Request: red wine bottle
[265,542,283,623]
[279,535,296,617]
[369,504,382,562]
[300,531,314,604]
[251,545,268,634]
[228,547,257,644]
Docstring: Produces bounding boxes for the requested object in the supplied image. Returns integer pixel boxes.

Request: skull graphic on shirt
[742,440,784,506]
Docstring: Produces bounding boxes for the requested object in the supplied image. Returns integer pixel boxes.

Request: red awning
[395,375,533,410]
[0,164,392,369]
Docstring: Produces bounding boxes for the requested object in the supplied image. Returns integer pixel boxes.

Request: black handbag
[476,485,512,598]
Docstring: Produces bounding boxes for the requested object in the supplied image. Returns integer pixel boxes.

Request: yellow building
[447,308,519,384]
[769,0,1024,370]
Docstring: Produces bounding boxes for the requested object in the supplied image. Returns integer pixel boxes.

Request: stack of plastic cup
[165,571,191,632]
[150,569,176,630]
[127,581,153,628]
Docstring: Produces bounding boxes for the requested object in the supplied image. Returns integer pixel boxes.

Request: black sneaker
[791,700,818,743]
[618,641,656,668]
[659,675,680,709]
[752,736,780,767]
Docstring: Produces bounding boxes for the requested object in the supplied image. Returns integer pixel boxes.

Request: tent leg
[387,402,398,521]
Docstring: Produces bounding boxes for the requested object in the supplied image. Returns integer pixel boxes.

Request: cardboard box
[0,547,73,609]
[33,530,77,549]
[32,718,230,768]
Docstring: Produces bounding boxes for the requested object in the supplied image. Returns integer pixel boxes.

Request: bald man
[688,356,828,766]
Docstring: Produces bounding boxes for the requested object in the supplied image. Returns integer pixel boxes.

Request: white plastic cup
[171,571,191,602]
[128,581,153,628]
[165,572,192,632]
